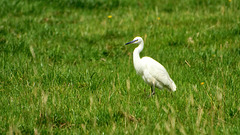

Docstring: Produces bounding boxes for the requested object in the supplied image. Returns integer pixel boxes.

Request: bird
[125,37,176,95]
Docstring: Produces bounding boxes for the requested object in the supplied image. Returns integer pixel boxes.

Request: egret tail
[169,78,176,91]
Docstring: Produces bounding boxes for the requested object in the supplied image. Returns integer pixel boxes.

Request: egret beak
[125,39,138,45]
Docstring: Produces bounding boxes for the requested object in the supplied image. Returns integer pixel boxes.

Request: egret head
[125,37,143,45]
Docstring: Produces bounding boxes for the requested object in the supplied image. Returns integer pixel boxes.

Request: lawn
[0,0,240,134]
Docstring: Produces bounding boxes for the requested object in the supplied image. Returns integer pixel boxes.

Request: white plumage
[125,37,176,95]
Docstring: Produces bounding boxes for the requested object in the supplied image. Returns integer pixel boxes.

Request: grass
[0,0,240,134]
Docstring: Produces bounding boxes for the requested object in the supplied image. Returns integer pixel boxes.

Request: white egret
[125,37,176,95]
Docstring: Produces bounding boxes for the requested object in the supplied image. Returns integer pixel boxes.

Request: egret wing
[141,57,174,89]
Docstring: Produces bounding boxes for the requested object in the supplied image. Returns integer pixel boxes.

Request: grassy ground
[1,0,240,134]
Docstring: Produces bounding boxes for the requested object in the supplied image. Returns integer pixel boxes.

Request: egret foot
[152,92,155,95]
[149,93,154,97]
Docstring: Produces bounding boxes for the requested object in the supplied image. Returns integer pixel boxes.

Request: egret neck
[133,41,144,74]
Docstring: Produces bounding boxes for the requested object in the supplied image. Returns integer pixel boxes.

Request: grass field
[1,0,240,134]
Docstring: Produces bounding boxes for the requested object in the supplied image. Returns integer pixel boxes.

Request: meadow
[0,0,240,134]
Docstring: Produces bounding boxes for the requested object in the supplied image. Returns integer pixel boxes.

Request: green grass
[1,0,240,134]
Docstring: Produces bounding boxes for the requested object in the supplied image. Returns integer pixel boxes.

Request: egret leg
[151,85,155,95]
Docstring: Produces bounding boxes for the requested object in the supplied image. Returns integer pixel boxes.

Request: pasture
[0,0,240,134]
